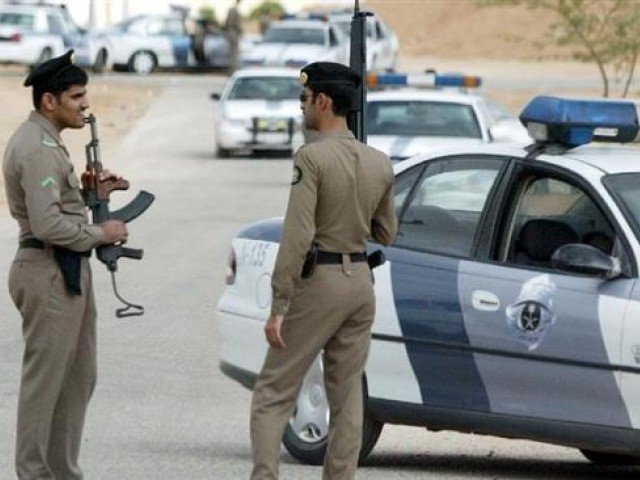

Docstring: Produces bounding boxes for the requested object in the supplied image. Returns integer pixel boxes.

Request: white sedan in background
[240,18,348,69]
[330,11,399,72]
[212,68,304,158]
[366,72,530,162]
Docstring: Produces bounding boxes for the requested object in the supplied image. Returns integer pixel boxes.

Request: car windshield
[263,27,325,45]
[228,77,300,100]
[367,101,482,138]
[0,12,35,30]
[334,20,373,37]
[604,173,640,236]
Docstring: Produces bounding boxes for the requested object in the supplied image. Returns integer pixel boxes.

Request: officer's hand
[99,169,123,182]
[100,220,128,244]
[264,314,286,349]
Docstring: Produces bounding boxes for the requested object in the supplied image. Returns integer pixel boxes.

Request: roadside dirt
[0,71,160,211]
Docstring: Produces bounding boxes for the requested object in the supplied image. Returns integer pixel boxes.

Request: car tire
[217,146,232,158]
[93,48,108,73]
[580,449,640,465]
[282,357,383,466]
[128,50,156,75]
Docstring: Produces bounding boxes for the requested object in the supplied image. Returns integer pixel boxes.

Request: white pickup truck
[0,2,108,71]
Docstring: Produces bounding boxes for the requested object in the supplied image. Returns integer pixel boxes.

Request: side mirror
[551,243,620,278]
[210,92,221,101]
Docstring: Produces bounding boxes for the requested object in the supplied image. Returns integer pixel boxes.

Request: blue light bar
[519,96,640,147]
[367,72,482,88]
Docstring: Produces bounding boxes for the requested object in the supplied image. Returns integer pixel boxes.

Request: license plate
[256,118,289,132]
[257,131,289,145]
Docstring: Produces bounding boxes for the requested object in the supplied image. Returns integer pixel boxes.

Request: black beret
[300,62,361,89]
[24,49,87,89]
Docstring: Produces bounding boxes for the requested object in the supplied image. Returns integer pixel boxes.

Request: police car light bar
[367,72,482,89]
[519,96,640,148]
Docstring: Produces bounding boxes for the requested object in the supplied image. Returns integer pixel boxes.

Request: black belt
[19,238,45,249]
[316,251,367,264]
[19,238,91,257]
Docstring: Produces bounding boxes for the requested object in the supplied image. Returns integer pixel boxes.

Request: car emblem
[519,302,541,331]
[506,274,557,351]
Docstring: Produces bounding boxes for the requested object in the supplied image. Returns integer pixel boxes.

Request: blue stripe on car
[236,218,283,243]
[389,247,490,410]
[170,35,191,66]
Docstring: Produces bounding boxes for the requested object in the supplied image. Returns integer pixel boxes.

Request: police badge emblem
[505,274,557,351]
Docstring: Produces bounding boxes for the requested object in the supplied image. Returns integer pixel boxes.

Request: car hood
[243,43,327,64]
[368,135,485,161]
[223,99,302,121]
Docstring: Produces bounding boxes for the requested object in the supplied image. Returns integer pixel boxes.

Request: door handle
[472,290,500,312]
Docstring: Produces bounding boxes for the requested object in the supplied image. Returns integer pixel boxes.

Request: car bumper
[0,44,35,64]
[217,309,268,388]
[217,121,302,152]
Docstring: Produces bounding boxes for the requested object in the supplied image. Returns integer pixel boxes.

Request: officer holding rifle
[2,50,127,479]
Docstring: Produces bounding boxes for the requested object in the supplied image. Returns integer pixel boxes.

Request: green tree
[479,0,640,97]
[248,1,286,21]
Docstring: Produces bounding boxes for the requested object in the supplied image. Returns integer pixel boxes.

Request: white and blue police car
[366,72,530,162]
[217,96,640,466]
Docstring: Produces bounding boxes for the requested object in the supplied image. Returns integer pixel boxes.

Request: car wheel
[93,48,108,73]
[217,146,232,158]
[128,51,156,75]
[580,449,640,465]
[282,356,383,466]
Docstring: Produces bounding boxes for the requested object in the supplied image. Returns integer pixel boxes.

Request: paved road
[1,76,639,479]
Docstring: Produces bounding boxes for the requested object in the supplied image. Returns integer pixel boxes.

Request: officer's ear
[316,92,332,112]
[40,92,58,112]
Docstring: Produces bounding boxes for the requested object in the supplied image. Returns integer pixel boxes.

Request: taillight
[10,33,21,42]
[225,248,236,285]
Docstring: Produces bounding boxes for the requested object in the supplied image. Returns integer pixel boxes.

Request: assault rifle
[347,1,388,270]
[81,114,155,318]
[347,0,372,143]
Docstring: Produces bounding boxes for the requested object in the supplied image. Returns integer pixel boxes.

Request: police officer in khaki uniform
[250,62,397,480]
[2,50,128,479]
[224,0,242,73]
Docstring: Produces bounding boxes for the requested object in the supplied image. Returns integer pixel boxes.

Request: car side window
[393,164,425,218]
[397,157,503,257]
[501,176,615,269]
[329,28,339,46]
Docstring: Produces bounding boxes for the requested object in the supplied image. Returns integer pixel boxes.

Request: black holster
[367,250,386,270]
[53,247,82,295]
[301,243,319,278]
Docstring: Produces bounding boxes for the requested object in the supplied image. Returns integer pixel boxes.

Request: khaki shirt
[2,111,105,252]
[271,130,397,316]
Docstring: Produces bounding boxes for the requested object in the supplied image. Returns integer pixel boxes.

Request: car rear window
[228,77,301,100]
[0,13,35,31]
[263,27,325,45]
[367,101,482,138]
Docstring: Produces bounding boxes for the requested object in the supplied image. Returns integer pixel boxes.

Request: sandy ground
[0,70,161,211]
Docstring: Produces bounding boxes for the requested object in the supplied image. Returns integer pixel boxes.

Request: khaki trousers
[9,248,97,480]
[250,262,375,480]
